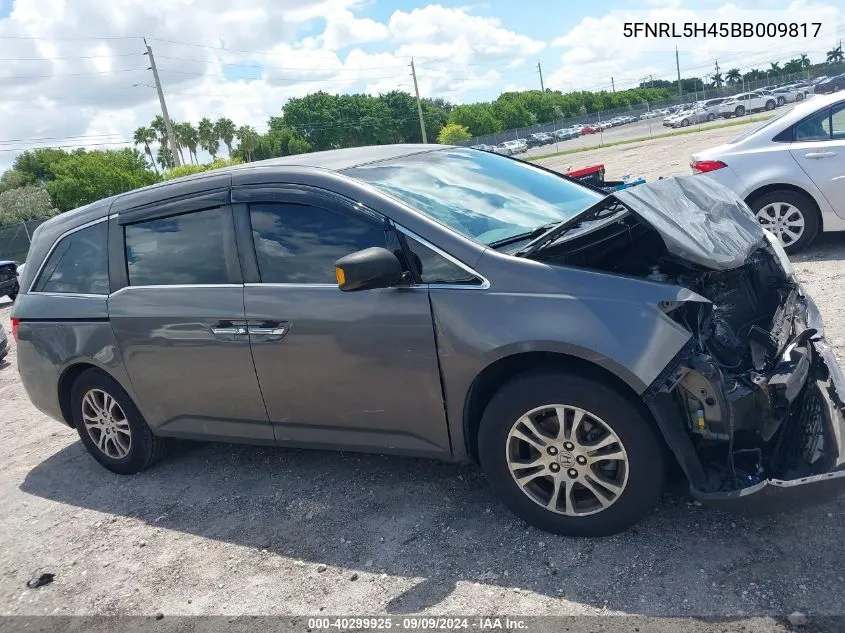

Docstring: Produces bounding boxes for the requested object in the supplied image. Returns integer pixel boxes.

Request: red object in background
[566,164,606,188]
[11,317,19,341]
[581,125,598,134]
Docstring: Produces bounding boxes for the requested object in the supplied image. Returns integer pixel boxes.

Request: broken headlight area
[530,176,845,500]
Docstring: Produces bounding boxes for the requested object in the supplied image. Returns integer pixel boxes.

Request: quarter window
[124,207,234,286]
[403,234,481,285]
[795,108,831,141]
[249,202,388,284]
[35,222,109,294]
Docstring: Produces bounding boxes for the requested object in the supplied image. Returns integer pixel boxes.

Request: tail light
[11,317,19,341]
[691,159,727,174]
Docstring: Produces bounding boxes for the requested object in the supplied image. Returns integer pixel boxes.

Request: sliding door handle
[247,322,290,341]
[210,325,248,336]
[249,326,287,336]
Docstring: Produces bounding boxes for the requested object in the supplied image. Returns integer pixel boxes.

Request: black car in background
[0,261,19,301]
[814,74,845,94]
[526,133,555,148]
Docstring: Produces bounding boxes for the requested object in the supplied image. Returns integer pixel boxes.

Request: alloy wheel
[505,404,629,516]
[756,202,805,246]
[81,388,132,459]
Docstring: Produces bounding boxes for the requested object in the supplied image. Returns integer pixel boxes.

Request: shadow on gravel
[19,438,845,615]
[792,232,845,264]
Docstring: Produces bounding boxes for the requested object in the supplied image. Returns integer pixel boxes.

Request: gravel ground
[2,122,845,631]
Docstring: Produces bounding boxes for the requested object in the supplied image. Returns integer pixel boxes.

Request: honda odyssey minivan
[12,145,845,536]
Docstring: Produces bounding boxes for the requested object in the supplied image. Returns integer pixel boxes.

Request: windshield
[344,148,604,246]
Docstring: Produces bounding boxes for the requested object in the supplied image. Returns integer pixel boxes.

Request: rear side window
[34,222,109,295]
[125,207,233,286]
[249,202,387,284]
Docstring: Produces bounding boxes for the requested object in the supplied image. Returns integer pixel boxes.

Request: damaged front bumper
[648,287,845,509]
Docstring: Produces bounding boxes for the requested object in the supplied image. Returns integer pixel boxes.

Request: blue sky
[0,0,842,168]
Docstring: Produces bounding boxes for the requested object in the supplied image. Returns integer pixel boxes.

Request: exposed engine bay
[528,177,845,497]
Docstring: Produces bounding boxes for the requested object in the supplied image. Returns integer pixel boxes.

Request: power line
[155,54,405,72]
[0,53,142,61]
[2,68,148,79]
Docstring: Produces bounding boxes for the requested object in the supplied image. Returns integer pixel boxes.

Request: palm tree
[169,121,188,166]
[783,58,802,74]
[150,115,167,144]
[769,61,781,76]
[132,126,159,174]
[214,117,236,156]
[800,53,811,69]
[236,125,258,162]
[178,122,200,165]
[827,45,844,64]
[156,145,174,170]
[197,117,219,161]
[726,68,741,84]
[712,72,723,87]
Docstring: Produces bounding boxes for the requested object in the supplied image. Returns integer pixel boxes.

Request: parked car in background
[698,98,729,120]
[526,133,555,148]
[0,261,19,301]
[470,144,496,152]
[772,86,807,105]
[553,127,578,140]
[580,124,599,134]
[514,139,528,151]
[495,140,522,155]
[814,74,845,94]
[0,322,7,363]
[13,145,845,537]
[719,92,777,118]
[691,91,845,252]
[667,107,710,128]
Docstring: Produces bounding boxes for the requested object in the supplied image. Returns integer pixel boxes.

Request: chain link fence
[0,219,48,264]
[460,68,837,148]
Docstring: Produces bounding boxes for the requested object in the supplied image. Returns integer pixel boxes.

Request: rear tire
[749,189,820,253]
[735,105,746,117]
[71,368,168,474]
[477,372,665,536]
[7,282,18,301]
[706,113,716,122]
[765,99,776,111]
[777,97,786,106]
[796,92,805,101]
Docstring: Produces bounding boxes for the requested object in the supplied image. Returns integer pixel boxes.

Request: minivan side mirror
[334,247,403,292]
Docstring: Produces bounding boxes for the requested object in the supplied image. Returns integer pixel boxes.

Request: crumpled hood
[614,175,765,270]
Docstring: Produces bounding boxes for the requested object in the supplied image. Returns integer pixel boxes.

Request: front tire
[7,282,18,301]
[735,105,746,117]
[706,113,716,122]
[765,99,776,111]
[750,189,820,253]
[477,372,665,536]
[71,368,168,474]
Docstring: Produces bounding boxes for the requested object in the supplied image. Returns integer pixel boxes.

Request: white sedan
[691,91,845,252]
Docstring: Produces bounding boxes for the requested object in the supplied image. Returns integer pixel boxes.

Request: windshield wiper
[488,222,560,249]
[515,197,621,257]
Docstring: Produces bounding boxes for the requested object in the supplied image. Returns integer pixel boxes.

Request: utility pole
[144,39,182,167]
[676,46,682,99]
[611,76,615,93]
[537,61,545,91]
[410,58,427,144]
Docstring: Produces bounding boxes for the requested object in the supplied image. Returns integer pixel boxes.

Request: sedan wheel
[756,202,805,248]
[706,113,716,122]
[506,405,628,516]
[735,106,746,117]
[82,388,132,459]
[765,100,776,111]
[777,97,786,106]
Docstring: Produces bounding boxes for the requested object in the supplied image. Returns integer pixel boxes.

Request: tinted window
[35,222,109,294]
[125,207,232,286]
[795,108,831,141]
[831,103,845,139]
[250,202,387,284]
[403,234,481,285]
[344,148,603,246]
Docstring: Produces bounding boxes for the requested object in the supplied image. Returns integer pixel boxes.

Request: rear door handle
[210,322,248,337]
[804,151,837,159]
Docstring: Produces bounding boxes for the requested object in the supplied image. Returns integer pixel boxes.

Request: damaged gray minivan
[12,146,845,536]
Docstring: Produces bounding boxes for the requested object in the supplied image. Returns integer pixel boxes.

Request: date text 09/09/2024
[307,617,528,630]
[623,22,823,38]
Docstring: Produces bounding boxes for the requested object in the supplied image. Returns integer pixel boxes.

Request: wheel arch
[58,362,133,428]
[744,183,823,228]
[461,351,659,464]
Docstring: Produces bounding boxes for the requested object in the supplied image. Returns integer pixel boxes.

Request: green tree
[214,117,237,155]
[436,123,471,144]
[726,68,742,84]
[235,125,259,162]
[783,58,802,74]
[827,45,844,64]
[800,53,811,69]
[163,157,242,181]
[42,149,159,212]
[156,145,175,171]
[288,137,311,155]
[769,61,781,76]
[197,117,219,160]
[0,186,58,226]
[150,115,167,144]
[132,126,158,174]
[447,103,500,136]
[492,97,533,129]
[176,122,200,165]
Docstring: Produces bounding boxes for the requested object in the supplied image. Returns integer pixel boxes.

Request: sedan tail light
[11,317,19,341]
[691,159,727,174]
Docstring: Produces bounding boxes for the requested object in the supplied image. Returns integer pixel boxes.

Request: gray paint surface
[12,146,704,464]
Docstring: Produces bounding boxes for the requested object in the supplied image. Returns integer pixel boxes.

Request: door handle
[210,324,248,336]
[249,326,287,336]
[247,321,290,341]
[804,151,837,159]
